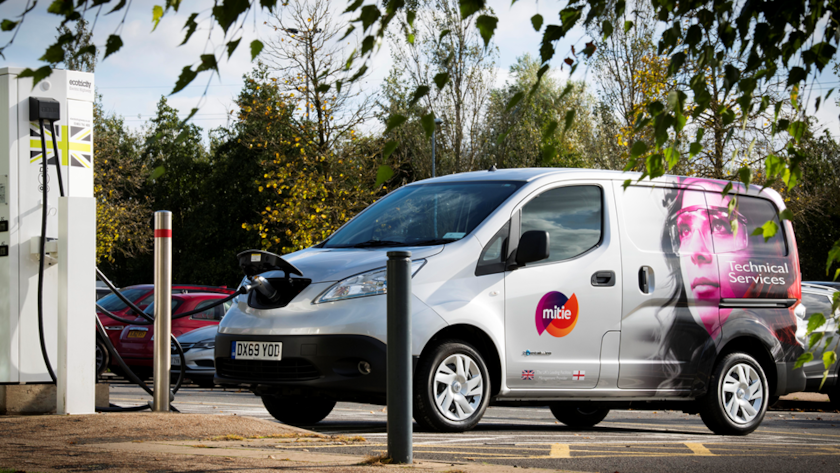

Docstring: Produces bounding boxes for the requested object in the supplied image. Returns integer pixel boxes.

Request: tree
[485,54,601,170]
[93,108,153,268]
[783,123,840,280]
[385,0,498,176]
[588,5,677,171]
[678,32,791,180]
[55,18,95,72]
[238,67,401,253]
[261,0,374,151]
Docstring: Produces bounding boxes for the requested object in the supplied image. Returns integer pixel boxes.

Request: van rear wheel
[261,395,336,426]
[414,341,490,432]
[698,352,768,435]
[549,404,610,428]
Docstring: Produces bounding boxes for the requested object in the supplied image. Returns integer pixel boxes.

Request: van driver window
[521,186,602,263]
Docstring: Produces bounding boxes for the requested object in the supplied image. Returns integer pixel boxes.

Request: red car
[111,292,235,380]
[96,284,234,375]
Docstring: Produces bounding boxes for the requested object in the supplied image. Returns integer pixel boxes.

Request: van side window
[521,186,602,263]
[721,195,787,256]
[475,222,509,276]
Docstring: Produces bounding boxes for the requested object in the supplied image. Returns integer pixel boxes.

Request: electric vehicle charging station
[0,67,96,414]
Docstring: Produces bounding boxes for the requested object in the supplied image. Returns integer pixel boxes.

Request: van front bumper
[214,333,388,403]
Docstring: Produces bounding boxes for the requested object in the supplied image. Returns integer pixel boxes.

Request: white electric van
[215,168,806,435]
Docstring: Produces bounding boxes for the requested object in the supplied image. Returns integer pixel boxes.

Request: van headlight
[315,260,426,303]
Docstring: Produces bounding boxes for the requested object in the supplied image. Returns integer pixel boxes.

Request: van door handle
[638,266,650,294]
[591,270,615,287]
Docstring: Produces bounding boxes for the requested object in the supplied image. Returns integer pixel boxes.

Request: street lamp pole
[431,117,443,178]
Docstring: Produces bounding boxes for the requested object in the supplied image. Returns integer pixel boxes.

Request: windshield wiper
[351,239,405,248]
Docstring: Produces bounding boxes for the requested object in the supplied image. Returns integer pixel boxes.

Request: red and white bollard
[153,211,172,412]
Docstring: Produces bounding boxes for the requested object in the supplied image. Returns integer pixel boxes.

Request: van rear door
[613,182,721,391]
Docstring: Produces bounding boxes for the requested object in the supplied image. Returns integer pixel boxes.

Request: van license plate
[232,341,282,360]
[127,330,146,338]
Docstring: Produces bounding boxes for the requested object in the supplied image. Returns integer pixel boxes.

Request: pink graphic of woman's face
[675,190,722,336]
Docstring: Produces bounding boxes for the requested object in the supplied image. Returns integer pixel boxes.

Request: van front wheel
[698,352,768,435]
[414,342,490,432]
[549,404,610,428]
[261,395,335,426]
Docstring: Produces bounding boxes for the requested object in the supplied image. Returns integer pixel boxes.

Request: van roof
[412,168,783,204]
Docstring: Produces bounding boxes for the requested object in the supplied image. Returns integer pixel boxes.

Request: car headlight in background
[193,339,215,350]
[315,260,426,304]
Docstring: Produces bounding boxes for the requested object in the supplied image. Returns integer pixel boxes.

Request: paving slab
[0,413,580,473]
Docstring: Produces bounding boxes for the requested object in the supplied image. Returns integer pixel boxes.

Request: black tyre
[193,379,216,389]
[414,341,490,432]
[261,395,336,425]
[829,384,840,411]
[698,352,768,435]
[95,338,110,378]
[549,404,610,428]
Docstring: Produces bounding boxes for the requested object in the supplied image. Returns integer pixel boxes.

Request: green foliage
[475,15,498,49]
[375,165,395,187]
[531,15,543,32]
[249,40,263,60]
[152,5,165,31]
[104,35,123,59]
[484,55,608,170]
[751,220,779,242]
[94,101,153,268]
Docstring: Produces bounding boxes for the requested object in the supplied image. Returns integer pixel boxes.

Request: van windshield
[324,181,522,248]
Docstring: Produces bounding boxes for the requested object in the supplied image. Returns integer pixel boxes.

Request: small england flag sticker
[521,370,534,380]
[573,370,585,381]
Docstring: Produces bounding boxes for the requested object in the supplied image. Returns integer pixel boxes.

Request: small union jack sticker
[521,370,534,380]
[573,370,585,380]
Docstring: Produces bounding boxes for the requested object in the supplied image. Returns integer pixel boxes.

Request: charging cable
[35,118,57,384]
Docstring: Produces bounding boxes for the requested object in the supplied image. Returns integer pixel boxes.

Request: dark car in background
[96,284,235,376]
[796,283,840,408]
[112,293,233,380]
[804,281,840,291]
[171,325,220,388]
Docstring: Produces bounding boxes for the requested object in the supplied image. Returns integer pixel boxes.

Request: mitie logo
[535,291,579,337]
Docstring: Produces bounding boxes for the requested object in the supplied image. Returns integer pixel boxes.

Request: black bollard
[386,250,412,464]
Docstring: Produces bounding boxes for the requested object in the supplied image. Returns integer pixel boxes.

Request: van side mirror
[515,231,550,266]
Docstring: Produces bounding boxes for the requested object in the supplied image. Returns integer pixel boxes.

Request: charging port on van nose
[248,277,311,309]
[237,249,311,309]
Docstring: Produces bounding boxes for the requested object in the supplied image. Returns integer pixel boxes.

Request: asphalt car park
[107,382,840,472]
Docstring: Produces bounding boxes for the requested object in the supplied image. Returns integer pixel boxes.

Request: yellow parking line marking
[603,420,840,439]
[550,444,571,458]
[685,443,714,456]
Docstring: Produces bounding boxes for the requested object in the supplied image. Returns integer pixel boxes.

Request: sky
[1,0,838,141]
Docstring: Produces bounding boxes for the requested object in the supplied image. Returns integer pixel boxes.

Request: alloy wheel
[433,353,484,421]
[721,362,763,424]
